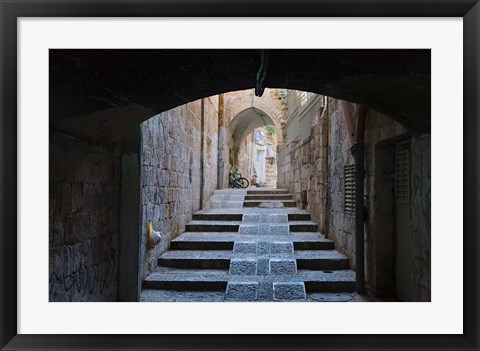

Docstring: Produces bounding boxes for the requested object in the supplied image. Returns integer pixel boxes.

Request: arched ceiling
[50,49,430,143]
[229,108,277,149]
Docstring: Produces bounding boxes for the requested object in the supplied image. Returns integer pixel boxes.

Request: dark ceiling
[50,49,430,143]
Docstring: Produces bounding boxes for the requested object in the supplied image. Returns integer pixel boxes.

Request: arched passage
[229,108,279,150]
[50,49,430,144]
[227,107,279,186]
[49,49,431,302]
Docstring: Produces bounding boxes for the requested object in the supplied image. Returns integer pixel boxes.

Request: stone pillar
[217,94,225,189]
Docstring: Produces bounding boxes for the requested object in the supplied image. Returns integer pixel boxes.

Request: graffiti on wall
[411,137,431,234]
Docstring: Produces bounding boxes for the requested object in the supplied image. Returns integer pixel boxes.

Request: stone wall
[237,132,254,181]
[277,96,431,301]
[203,96,220,203]
[224,89,287,187]
[409,134,431,301]
[277,104,328,231]
[140,97,218,280]
[49,133,120,302]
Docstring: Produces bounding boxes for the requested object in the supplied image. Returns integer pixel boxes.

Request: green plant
[265,125,276,135]
[231,167,241,177]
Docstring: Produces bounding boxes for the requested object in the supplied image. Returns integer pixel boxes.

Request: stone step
[244,194,293,200]
[192,213,243,221]
[247,189,289,194]
[185,221,318,233]
[157,250,348,270]
[143,268,229,291]
[243,200,297,208]
[170,232,335,251]
[143,267,355,293]
[185,221,240,232]
[290,222,318,232]
[288,213,311,221]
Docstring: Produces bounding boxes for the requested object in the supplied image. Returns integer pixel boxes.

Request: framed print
[1,1,479,350]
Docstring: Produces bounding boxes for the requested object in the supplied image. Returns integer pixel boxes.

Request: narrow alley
[141,187,370,302]
[48,49,431,303]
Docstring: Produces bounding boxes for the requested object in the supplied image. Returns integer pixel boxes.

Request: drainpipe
[340,100,356,145]
[351,105,367,295]
[200,98,205,209]
[217,94,225,189]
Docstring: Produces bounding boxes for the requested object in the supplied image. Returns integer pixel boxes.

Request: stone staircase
[141,188,356,302]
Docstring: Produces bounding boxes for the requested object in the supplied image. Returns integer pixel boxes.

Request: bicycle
[229,172,250,188]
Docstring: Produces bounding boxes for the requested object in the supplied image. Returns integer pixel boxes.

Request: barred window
[344,165,356,213]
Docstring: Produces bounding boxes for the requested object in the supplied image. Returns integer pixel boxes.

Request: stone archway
[50,49,430,144]
[48,49,431,302]
[220,89,286,187]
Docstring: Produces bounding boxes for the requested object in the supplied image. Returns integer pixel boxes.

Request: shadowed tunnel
[49,49,432,303]
[50,49,430,143]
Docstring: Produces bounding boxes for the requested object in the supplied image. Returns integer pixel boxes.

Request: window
[395,150,410,203]
[344,165,355,213]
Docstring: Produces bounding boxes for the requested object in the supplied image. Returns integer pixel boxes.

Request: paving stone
[226,201,244,209]
[239,225,258,235]
[270,242,294,254]
[273,282,306,301]
[260,214,270,222]
[258,282,273,300]
[310,293,353,302]
[269,259,297,275]
[269,224,290,235]
[230,195,245,202]
[256,241,269,254]
[211,201,221,209]
[258,224,270,235]
[226,282,258,301]
[257,258,270,276]
[229,259,257,276]
[268,214,288,223]
[233,241,257,253]
[243,214,261,223]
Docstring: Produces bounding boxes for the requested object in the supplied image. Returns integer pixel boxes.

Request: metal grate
[395,150,410,203]
[344,165,356,213]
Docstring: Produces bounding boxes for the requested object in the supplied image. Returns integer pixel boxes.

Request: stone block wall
[277,105,328,231]
[409,134,431,301]
[140,97,218,280]
[49,133,120,301]
[237,132,254,180]
[202,96,220,204]
[277,96,431,301]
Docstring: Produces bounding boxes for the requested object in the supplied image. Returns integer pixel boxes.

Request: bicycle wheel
[238,177,249,188]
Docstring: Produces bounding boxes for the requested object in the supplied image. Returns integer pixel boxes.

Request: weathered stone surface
[270,242,294,254]
[233,242,257,254]
[229,259,257,276]
[242,214,262,223]
[258,224,270,235]
[257,282,273,300]
[256,241,269,254]
[226,282,258,301]
[239,225,258,235]
[310,293,353,302]
[268,214,288,223]
[256,258,270,276]
[273,282,306,301]
[269,225,290,235]
[49,133,120,302]
[269,259,297,275]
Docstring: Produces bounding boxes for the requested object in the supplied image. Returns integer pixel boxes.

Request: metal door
[395,141,413,301]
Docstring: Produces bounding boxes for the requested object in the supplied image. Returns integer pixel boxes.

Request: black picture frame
[1,1,478,350]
